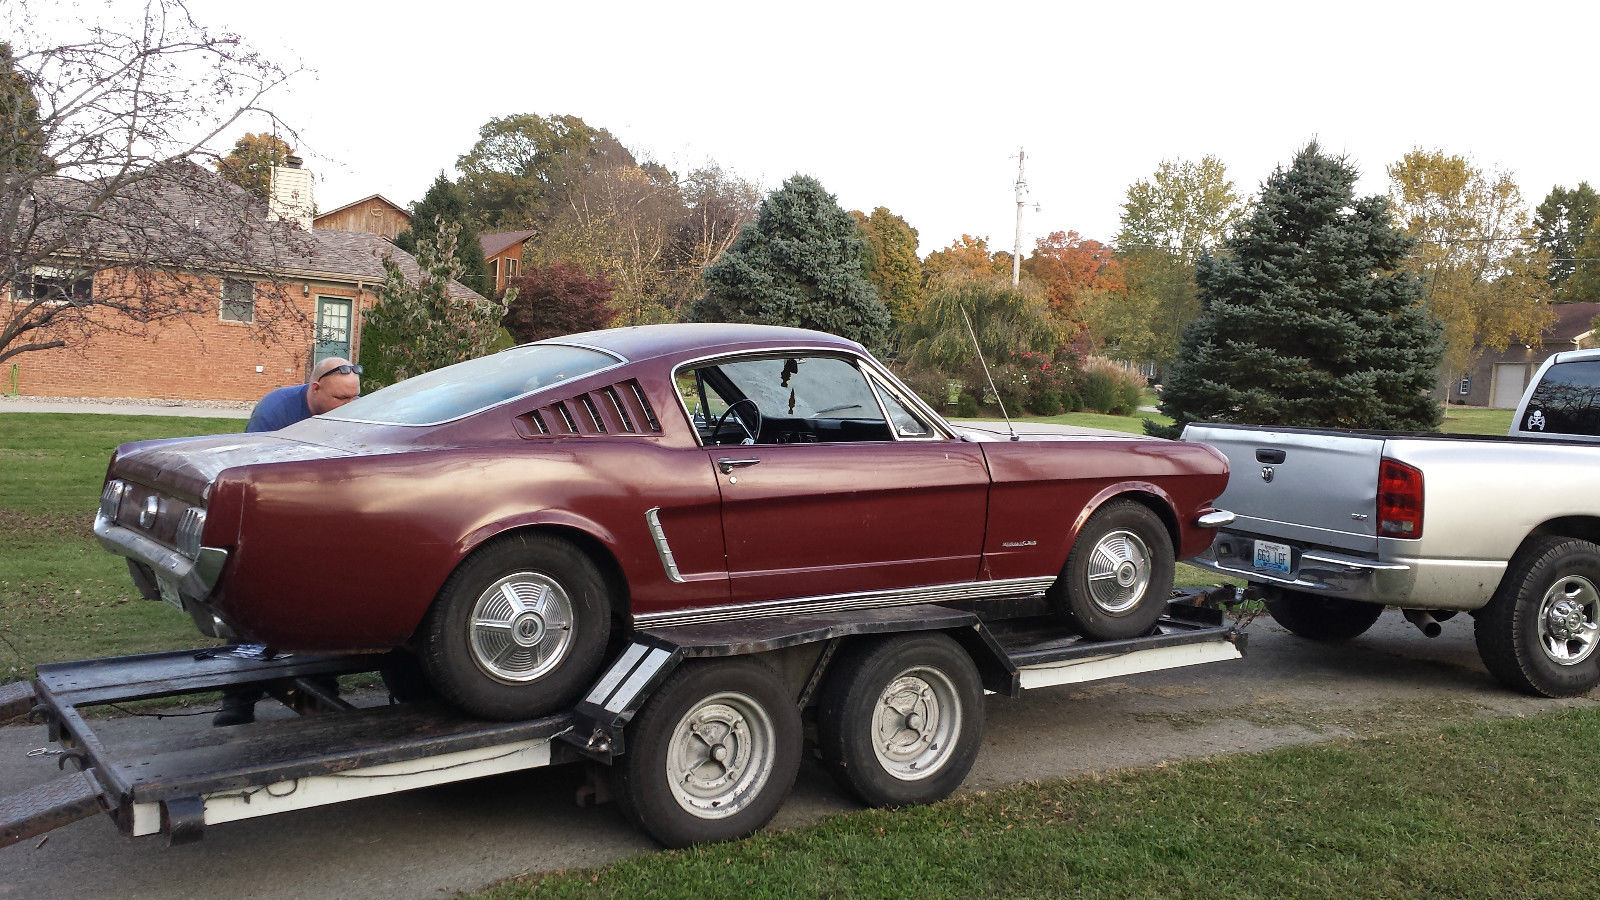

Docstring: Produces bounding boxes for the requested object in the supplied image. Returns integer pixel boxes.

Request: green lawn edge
[474,706,1600,900]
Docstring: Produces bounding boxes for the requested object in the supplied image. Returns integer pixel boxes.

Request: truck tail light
[1378,458,1423,539]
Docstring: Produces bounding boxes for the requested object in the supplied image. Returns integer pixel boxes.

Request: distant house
[313,194,411,241]
[10,163,481,403]
[1447,302,1600,408]
[480,230,536,294]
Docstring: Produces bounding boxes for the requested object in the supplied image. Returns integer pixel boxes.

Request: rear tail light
[100,480,126,520]
[176,507,207,558]
[1378,458,1423,539]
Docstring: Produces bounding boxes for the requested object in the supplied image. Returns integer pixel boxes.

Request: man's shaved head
[307,357,361,415]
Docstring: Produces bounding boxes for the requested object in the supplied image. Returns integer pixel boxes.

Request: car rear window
[325,344,621,426]
[1520,359,1600,437]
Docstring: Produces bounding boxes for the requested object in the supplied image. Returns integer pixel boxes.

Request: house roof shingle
[480,230,536,259]
[28,165,481,301]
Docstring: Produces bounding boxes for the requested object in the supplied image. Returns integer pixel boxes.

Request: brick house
[8,162,481,403]
[1445,302,1600,408]
[480,230,535,294]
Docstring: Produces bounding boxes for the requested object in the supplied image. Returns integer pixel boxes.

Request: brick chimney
[267,155,315,231]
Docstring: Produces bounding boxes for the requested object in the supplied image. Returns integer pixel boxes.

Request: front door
[315,297,352,365]
[679,353,990,605]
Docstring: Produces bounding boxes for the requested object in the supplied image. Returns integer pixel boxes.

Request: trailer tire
[1054,501,1174,640]
[1263,589,1383,641]
[817,633,984,808]
[1475,537,1600,698]
[613,658,801,848]
[419,534,610,720]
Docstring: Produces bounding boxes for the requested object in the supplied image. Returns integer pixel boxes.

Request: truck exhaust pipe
[1403,609,1443,638]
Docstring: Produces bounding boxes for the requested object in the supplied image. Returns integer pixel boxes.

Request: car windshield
[325,344,621,426]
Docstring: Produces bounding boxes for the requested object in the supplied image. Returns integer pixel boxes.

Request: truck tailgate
[1183,424,1380,554]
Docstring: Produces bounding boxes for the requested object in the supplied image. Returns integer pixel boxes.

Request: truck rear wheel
[419,534,611,720]
[613,658,802,848]
[817,633,984,808]
[1475,537,1600,698]
[1263,589,1384,641]
[1054,500,1174,640]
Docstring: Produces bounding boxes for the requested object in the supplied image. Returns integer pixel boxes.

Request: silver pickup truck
[1184,348,1600,698]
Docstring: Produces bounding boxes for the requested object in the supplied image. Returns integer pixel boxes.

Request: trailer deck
[2,595,1246,849]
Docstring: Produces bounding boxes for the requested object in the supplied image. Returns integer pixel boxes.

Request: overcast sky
[160,0,1600,255]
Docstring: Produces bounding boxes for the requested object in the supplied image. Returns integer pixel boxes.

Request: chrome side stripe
[644,508,685,584]
[634,575,1057,629]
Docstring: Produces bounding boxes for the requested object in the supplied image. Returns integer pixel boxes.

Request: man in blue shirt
[245,357,363,432]
[217,358,363,725]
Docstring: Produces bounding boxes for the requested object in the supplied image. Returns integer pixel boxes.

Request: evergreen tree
[0,42,51,174]
[1152,144,1443,438]
[362,220,508,389]
[1535,183,1600,298]
[690,175,890,349]
[395,173,491,297]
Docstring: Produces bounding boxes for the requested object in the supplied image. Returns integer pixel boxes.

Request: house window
[1458,376,1471,395]
[507,258,518,277]
[489,259,500,282]
[221,278,256,323]
[16,267,92,305]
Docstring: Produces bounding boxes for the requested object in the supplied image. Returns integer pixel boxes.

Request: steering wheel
[712,398,763,445]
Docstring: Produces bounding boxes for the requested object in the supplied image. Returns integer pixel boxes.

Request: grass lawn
[0,413,242,682]
[473,707,1600,900]
[1438,406,1515,436]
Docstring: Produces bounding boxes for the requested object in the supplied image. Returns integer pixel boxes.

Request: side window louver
[521,379,661,437]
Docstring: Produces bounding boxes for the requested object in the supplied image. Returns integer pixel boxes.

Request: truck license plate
[1254,540,1292,574]
[156,576,184,611]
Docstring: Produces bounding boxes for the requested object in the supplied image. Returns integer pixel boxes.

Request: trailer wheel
[817,633,984,808]
[613,658,801,848]
[1054,501,1174,640]
[1263,589,1384,641]
[419,534,610,720]
[1475,537,1600,698]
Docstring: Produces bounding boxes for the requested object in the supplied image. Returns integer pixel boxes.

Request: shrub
[1027,391,1064,416]
[955,393,981,418]
[1079,358,1148,415]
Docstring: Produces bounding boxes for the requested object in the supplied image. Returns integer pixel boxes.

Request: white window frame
[220,277,256,324]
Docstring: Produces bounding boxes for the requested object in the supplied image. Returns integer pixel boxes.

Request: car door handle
[717,458,761,474]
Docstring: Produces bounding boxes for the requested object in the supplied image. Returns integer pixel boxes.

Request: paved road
[3,613,1595,900]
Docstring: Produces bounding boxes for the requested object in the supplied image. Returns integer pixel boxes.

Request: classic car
[95,324,1231,720]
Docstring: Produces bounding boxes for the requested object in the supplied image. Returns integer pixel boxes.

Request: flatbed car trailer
[1,591,1247,850]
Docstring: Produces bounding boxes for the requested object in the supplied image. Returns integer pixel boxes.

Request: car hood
[112,433,355,502]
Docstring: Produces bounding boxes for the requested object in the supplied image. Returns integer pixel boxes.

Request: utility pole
[1012,148,1027,287]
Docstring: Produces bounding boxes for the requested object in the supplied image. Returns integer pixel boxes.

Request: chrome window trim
[323,342,629,428]
[668,347,957,448]
[862,368,943,442]
[633,575,1057,629]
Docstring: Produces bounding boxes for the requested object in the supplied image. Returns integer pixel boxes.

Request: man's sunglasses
[317,364,363,379]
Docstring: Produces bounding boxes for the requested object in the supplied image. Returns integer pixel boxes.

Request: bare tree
[1,0,304,365]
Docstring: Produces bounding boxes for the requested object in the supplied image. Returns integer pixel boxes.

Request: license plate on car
[156,576,184,611]
[1254,540,1292,574]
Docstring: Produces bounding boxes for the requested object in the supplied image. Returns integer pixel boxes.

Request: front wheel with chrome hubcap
[1476,536,1600,698]
[818,633,984,808]
[615,659,801,848]
[1054,500,1175,640]
[420,534,610,720]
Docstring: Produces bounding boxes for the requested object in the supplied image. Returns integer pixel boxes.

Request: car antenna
[960,305,1020,442]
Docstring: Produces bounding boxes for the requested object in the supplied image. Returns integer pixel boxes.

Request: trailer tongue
[2,595,1246,850]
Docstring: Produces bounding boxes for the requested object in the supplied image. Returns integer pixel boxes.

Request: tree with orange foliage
[922,235,1008,282]
[1020,231,1124,328]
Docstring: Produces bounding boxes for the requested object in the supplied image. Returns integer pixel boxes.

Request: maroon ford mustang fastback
[96,324,1229,719]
